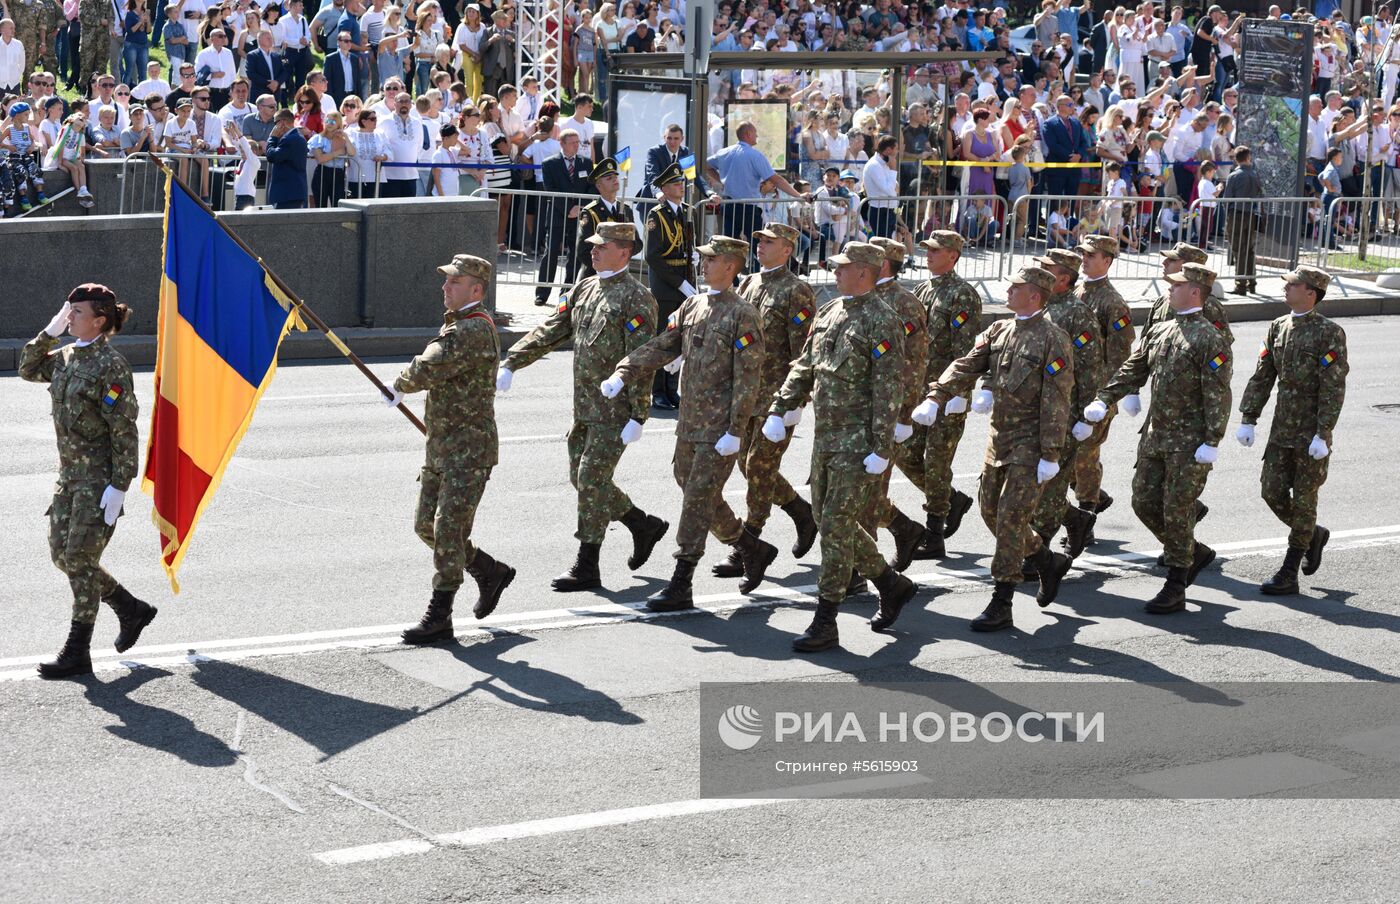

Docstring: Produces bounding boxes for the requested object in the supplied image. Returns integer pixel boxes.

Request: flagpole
[148,154,427,436]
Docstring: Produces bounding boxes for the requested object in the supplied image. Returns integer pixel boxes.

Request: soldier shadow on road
[80,668,240,768]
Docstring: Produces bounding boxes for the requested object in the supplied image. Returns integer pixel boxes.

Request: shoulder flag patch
[1320,350,1338,368]
[1259,341,1270,359]
[667,311,679,331]
[556,298,570,314]
[792,307,811,325]
[951,311,969,330]
[1045,356,1067,376]
[1213,320,1226,331]
[1208,352,1228,371]
[734,332,756,350]
[625,316,645,333]
[903,320,918,336]
[103,383,123,406]
[1073,330,1094,348]
[872,339,892,359]
[1112,315,1131,332]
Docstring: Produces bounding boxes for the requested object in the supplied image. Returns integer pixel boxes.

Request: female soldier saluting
[20,284,157,679]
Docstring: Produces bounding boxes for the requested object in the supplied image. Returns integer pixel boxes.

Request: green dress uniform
[1070,236,1134,511]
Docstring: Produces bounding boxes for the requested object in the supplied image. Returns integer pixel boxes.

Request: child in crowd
[1007,143,1031,244]
[225,120,261,210]
[1196,160,1218,249]
[53,112,95,208]
[1074,201,1104,242]
[1048,199,1075,247]
[2,103,50,212]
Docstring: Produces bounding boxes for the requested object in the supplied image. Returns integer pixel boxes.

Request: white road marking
[2,524,1397,683]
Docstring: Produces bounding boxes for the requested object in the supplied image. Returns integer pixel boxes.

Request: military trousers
[811,450,886,600]
[1072,408,1114,508]
[672,440,744,562]
[1261,443,1330,550]
[47,480,120,624]
[737,414,798,531]
[1032,434,1082,540]
[1131,450,1211,568]
[923,412,969,517]
[567,420,634,545]
[860,439,920,532]
[415,464,491,591]
[978,462,1047,583]
[79,29,109,86]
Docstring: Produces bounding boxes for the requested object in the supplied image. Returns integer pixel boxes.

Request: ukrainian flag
[142,174,305,592]
[616,145,632,172]
[679,153,696,180]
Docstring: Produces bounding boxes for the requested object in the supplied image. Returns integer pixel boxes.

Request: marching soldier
[911,230,981,559]
[711,223,819,581]
[385,255,516,644]
[914,266,1075,632]
[573,156,639,282]
[1237,265,1347,594]
[1085,263,1232,614]
[1144,243,1234,344]
[644,161,697,410]
[861,236,931,573]
[20,285,156,679]
[605,236,777,610]
[764,242,916,648]
[497,222,671,593]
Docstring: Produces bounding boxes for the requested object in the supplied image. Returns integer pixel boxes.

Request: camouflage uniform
[1240,280,1348,552]
[503,259,657,544]
[1097,265,1232,570]
[13,0,61,85]
[1070,236,1134,509]
[19,330,138,625]
[78,0,110,87]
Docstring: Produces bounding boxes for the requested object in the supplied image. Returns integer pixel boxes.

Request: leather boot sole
[37,658,94,679]
[1144,596,1186,614]
[1260,577,1300,595]
[970,612,1014,632]
[551,574,602,592]
[793,632,840,652]
[646,597,696,613]
[401,624,456,645]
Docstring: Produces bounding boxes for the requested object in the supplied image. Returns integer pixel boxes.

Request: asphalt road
[4,314,1400,903]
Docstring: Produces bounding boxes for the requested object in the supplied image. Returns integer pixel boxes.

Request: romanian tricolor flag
[1319,350,1338,368]
[904,320,917,336]
[679,154,696,180]
[1112,315,1131,332]
[1208,353,1228,371]
[872,339,891,359]
[142,174,305,592]
[626,315,645,333]
[616,145,632,172]
[951,311,969,330]
[734,332,755,350]
[1045,357,1067,376]
[1073,331,1093,348]
[791,307,811,325]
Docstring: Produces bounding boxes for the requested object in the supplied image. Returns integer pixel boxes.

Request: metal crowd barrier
[119,151,244,214]
[1185,196,1321,285]
[1004,193,1185,287]
[1316,196,1400,277]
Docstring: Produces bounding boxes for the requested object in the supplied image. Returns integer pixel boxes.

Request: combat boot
[1303,526,1329,576]
[620,507,670,570]
[970,582,1016,632]
[793,597,841,652]
[887,510,927,573]
[869,567,918,632]
[1032,545,1073,608]
[845,569,869,599]
[1187,542,1216,585]
[914,513,946,560]
[782,497,818,558]
[711,532,748,578]
[105,585,158,653]
[1145,567,1189,613]
[1022,529,1054,580]
[402,590,456,644]
[734,527,779,594]
[551,542,602,592]
[943,489,974,539]
[1060,506,1097,559]
[645,559,697,612]
[1094,490,1114,514]
[1157,502,1211,566]
[467,549,516,619]
[1261,547,1304,595]
[37,621,95,679]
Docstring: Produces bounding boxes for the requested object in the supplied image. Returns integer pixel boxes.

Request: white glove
[1120,394,1142,417]
[1083,399,1109,423]
[679,279,698,298]
[99,485,125,526]
[911,399,940,426]
[1235,424,1255,447]
[381,388,405,407]
[1194,444,1218,464]
[863,452,890,475]
[943,395,969,415]
[44,302,72,338]
[971,389,994,414]
[1036,459,1060,484]
[620,419,644,444]
[1071,421,1093,442]
[662,356,684,374]
[893,422,913,443]
[762,414,787,442]
[600,373,625,399]
[691,249,700,268]
[715,432,741,456]
[1308,434,1330,460]
[495,367,513,391]
[782,406,803,427]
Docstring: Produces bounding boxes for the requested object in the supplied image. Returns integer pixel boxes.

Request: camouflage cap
[1076,233,1120,256]
[1161,241,1208,264]
[754,223,800,246]
[696,234,750,262]
[1036,248,1082,273]
[654,160,686,187]
[826,241,886,269]
[870,236,906,263]
[1165,262,1217,289]
[1009,265,1057,294]
[585,221,637,245]
[437,253,493,281]
[920,230,965,252]
[1283,265,1331,294]
[590,156,621,180]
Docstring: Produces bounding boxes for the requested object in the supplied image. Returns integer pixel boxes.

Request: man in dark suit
[1090,10,1110,73]
[265,111,309,209]
[535,129,596,305]
[644,161,696,409]
[322,31,365,105]
[246,31,287,105]
[642,123,714,199]
[1042,94,1089,197]
[575,156,639,281]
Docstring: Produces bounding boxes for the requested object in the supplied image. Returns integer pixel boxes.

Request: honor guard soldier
[574,156,639,282]
[911,230,982,559]
[605,236,777,610]
[913,266,1075,632]
[20,285,156,679]
[1237,266,1347,594]
[1086,263,1232,614]
[644,160,697,410]
[712,222,820,581]
[498,222,671,593]
[764,242,917,649]
[1144,243,1234,345]
[386,254,516,644]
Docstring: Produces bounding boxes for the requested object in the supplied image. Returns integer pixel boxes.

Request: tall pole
[1361,0,1378,260]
